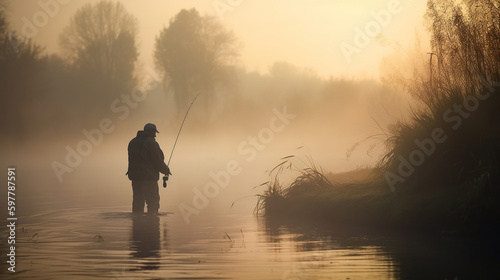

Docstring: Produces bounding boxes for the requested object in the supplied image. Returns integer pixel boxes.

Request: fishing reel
[162,174,169,188]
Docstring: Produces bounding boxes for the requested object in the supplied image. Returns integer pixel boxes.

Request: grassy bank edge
[256,165,499,236]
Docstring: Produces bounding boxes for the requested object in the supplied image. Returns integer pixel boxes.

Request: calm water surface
[7,204,399,280]
[1,150,498,279]
[4,200,498,280]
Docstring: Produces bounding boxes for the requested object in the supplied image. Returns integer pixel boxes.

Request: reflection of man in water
[127,123,171,215]
[131,215,161,270]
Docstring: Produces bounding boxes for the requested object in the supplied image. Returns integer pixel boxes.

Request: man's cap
[144,123,159,133]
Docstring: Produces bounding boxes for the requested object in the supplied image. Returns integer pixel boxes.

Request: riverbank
[257,82,500,236]
[256,164,499,236]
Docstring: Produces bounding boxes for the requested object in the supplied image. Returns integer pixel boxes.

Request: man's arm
[146,139,171,175]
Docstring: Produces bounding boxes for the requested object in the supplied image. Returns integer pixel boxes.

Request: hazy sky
[5,0,429,78]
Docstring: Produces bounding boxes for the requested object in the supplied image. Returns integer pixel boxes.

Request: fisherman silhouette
[127,123,171,215]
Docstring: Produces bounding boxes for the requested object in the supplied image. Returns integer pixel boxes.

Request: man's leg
[132,181,146,214]
[144,181,160,214]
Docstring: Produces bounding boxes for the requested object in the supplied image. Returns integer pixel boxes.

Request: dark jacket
[127,131,170,181]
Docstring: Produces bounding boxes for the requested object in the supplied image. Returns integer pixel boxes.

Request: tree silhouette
[154,8,239,111]
[59,0,138,91]
[0,2,6,36]
[1,4,46,140]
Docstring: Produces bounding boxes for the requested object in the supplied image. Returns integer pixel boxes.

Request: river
[0,140,497,279]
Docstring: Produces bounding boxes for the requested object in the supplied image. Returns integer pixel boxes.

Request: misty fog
[1,58,411,217]
[5,0,500,278]
[2,1,464,279]
[0,1,422,220]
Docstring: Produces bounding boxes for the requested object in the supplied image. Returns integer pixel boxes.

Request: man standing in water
[127,123,171,215]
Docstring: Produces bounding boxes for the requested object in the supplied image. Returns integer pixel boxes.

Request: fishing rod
[163,92,201,188]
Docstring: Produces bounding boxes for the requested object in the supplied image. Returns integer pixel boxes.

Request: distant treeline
[0,1,406,144]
